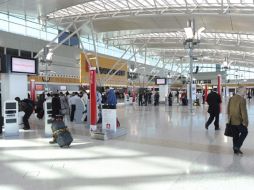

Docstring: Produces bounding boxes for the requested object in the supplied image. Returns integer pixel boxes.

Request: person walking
[138,92,143,106]
[205,88,221,130]
[227,86,248,155]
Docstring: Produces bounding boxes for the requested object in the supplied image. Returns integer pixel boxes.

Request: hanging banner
[90,67,97,131]
[30,80,35,102]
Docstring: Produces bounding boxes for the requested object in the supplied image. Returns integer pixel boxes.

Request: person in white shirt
[69,92,79,122]
[81,91,88,121]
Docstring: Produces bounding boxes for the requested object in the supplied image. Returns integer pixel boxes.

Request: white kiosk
[44,100,53,137]
[4,100,19,137]
[91,106,127,140]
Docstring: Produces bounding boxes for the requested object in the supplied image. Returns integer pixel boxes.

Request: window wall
[1,11,254,80]
[0,11,160,68]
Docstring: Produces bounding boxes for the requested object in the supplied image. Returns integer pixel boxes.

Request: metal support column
[103,46,131,84]
[73,24,92,68]
[34,16,83,59]
[104,44,146,84]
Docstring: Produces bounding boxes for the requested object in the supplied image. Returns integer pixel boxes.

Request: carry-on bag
[51,115,73,147]
[55,128,73,147]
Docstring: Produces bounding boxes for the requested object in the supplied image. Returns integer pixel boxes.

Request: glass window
[0,19,8,31]
[40,30,47,40]
[32,52,38,58]
[47,32,57,41]
[9,23,26,35]
[26,19,40,30]
[20,50,32,58]
[6,48,19,56]
[26,27,40,38]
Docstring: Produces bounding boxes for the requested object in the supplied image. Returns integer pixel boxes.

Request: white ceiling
[0,0,87,17]
[1,0,254,70]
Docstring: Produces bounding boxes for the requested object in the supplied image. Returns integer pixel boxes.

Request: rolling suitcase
[51,115,73,148]
[55,128,73,148]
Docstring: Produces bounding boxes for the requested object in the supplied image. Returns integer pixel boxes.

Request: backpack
[22,99,35,109]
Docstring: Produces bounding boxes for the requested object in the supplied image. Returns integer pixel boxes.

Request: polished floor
[1,98,254,190]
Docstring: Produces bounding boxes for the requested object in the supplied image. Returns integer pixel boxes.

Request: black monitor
[47,102,52,110]
[11,56,38,74]
[155,78,167,85]
[6,102,16,109]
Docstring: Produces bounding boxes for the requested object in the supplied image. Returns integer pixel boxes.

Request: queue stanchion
[4,100,19,137]
[44,100,53,137]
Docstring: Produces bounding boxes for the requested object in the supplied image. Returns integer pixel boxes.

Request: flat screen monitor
[60,86,67,91]
[6,102,16,109]
[47,102,52,110]
[155,78,167,85]
[11,57,37,74]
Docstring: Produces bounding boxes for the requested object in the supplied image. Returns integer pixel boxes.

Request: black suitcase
[52,116,73,147]
[55,129,73,147]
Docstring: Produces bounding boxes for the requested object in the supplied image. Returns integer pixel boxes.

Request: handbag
[224,122,234,137]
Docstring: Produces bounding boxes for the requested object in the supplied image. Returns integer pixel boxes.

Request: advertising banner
[102,109,117,132]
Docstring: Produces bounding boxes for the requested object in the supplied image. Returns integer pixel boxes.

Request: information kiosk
[44,100,53,137]
[4,100,19,137]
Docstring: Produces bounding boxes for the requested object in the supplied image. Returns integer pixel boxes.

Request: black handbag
[224,122,234,137]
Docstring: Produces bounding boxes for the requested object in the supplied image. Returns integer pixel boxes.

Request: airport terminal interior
[1,0,254,190]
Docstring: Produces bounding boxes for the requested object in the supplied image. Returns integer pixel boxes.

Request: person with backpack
[106,87,117,109]
[15,97,34,130]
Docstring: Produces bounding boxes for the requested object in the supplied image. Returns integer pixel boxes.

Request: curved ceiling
[1,0,254,71]
[44,0,254,69]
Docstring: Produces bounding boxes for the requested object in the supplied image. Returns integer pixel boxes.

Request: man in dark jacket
[107,88,117,109]
[205,89,222,130]
[15,97,34,130]
[52,93,61,119]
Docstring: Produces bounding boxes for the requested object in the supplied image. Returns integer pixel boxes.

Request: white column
[159,85,168,103]
[1,73,28,113]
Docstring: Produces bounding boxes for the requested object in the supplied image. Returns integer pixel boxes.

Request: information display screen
[155,78,167,85]
[6,102,16,109]
[47,102,52,110]
[11,57,36,74]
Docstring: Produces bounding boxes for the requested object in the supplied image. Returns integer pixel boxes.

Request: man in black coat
[205,89,222,130]
[15,97,34,130]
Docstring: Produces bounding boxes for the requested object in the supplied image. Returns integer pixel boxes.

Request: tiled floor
[1,98,254,190]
